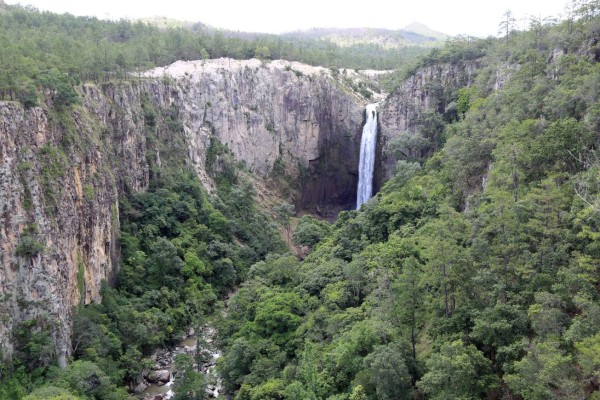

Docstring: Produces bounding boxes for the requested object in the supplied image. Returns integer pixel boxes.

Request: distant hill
[284,23,448,49]
[402,22,447,40]
[132,16,435,69]
[137,16,277,41]
[138,16,448,50]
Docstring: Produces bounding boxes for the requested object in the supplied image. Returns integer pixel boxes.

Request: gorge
[0,58,389,365]
[3,4,600,398]
[0,52,485,370]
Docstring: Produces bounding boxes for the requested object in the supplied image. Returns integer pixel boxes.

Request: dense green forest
[0,2,427,105]
[1,0,600,399]
[214,5,600,400]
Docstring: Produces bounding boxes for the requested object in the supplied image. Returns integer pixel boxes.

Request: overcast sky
[6,0,570,37]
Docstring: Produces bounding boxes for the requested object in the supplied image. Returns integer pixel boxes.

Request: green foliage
[243,379,286,400]
[6,6,600,400]
[173,354,205,400]
[53,360,129,400]
[348,385,368,400]
[0,367,29,400]
[273,202,295,243]
[15,234,45,258]
[292,215,330,249]
[37,68,79,108]
[387,131,431,163]
[9,96,284,399]
[456,87,475,117]
[142,99,157,128]
[14,318,56,373]
[505,341,584,399]
[361,343,413,400]
[417,340,498,399]
[22,386,81,400]
[205,137,237,190]
[38,144,67,214]
[0,4,426,106]
[15,77,38,109]
[254,46,272,61]
[575,333,600,383]
[76,256,85,304]
[216,13,600,400]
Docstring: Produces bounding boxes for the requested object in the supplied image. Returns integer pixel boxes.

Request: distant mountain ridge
[284,23,448,49]
[137,16,448,49]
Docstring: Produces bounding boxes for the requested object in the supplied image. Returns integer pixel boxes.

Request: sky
[5,0,570,37]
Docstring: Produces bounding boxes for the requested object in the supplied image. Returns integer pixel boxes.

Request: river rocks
[206,384,218,398]
[140,326,223,399]
[183,345,195,354]
[146,369,171,383]
[151,350,173,369]
[133,382,148,393]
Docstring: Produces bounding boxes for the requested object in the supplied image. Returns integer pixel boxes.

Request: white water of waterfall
[356,103,378,209]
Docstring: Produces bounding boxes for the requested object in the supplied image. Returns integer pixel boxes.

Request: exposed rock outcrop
[0,92,148,365]
[4,57,497,363]
[147,370,171,384]
[146,59,367,213]
[378,61,480,181]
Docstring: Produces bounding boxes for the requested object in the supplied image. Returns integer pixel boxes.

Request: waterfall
[356,103,378,209]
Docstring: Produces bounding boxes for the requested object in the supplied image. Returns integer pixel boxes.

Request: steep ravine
[0,58,380,363]
[138,322,222,400]
[1,56,483,370]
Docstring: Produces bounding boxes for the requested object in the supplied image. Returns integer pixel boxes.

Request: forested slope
[0,1,599,400]
[217,8,600,400]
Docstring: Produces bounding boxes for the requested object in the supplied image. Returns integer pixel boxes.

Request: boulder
[147,369,171,383]
[133,381,148,393]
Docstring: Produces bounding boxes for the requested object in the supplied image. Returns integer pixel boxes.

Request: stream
[137,324,223,400]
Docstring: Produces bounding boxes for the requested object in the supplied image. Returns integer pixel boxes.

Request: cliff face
[146,59,366,212]
[378,61,480,180]
[0,82,155,365]
[0,59,369,362]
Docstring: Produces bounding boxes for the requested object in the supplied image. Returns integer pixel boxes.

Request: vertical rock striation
[0,85,149,364]
[146,59,367,213]
[378,61,480,180]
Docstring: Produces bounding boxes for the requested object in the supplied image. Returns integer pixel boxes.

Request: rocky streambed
[136,324,223,400]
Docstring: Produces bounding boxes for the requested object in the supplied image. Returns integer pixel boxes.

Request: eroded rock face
[378,61,480,181]
[3,57,500,363]
[146,59,366,213]
[0,91,149,365]
[0,58,370,361]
